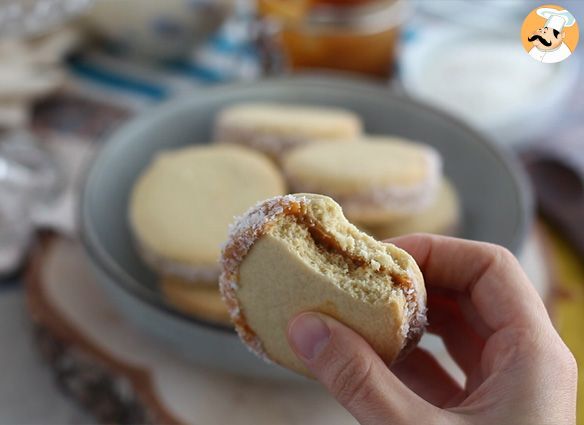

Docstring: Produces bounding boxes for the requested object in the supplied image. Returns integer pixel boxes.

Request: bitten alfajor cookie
[282,137,442,224]
[214,102,362,161]
[361,178,461,240]
[129,145,286,285]
[219,194,426,376]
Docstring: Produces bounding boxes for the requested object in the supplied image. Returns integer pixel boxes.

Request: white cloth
[528,42,572,63]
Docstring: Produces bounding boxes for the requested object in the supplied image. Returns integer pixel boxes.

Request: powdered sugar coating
[400,270,428,350]
[219,194,307,360]
[216,126,310,160]
[138,241,219,285]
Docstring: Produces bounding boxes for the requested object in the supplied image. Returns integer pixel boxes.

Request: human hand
[287,234,577,425]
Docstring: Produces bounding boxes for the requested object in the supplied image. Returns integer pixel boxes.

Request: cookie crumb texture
[219,194,427,376]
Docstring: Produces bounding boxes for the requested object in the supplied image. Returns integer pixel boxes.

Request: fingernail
[288,313,331,360]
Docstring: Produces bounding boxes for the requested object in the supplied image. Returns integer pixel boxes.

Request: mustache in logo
[528,35,552,46]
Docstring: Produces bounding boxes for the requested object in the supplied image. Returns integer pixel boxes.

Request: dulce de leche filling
[285,202,413,293]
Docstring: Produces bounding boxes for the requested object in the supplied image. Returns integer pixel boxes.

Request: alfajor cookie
[161,276,231,326]
[219,194,426,376]
[283,137,442,224]
[361,178,461,240]
[214,102,362,161]
[129,145,286,285]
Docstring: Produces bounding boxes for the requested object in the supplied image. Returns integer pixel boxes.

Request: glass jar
[258,0,410,78]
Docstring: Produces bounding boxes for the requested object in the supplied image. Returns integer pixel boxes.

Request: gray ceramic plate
[81,75,532,381]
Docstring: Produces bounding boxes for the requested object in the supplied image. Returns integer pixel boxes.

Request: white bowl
[399,28,580,146]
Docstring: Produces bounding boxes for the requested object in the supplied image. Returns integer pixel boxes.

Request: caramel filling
[280,201,412,291]
[279,200,421,349]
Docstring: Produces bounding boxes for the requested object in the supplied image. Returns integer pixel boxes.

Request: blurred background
[0,0,583,423]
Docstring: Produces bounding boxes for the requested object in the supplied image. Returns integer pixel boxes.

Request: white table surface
[0,286,91,424]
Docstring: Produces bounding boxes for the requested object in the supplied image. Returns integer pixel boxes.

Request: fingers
[391,347,464,407]
[390,234,549,332]
[455,291,491,340]
[426,292,485,391]
[427,293,485,372]
[287,313,450,425]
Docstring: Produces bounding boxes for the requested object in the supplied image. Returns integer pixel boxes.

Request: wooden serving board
[25,235,356,425]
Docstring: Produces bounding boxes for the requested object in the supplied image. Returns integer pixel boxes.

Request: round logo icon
[521,4,579,63]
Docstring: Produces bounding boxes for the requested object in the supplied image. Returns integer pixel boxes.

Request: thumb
[287,313,442,425]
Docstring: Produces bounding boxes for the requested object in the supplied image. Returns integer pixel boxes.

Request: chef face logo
[528,26,564,50]
[521,4,579,63]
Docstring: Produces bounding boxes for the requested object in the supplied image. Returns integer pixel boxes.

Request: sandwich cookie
[214,102,362,161]
[129,145,286,285]
[283,137,442,224]
[219,193,427,376]
[161,276,231,326]
[361,178,461,240]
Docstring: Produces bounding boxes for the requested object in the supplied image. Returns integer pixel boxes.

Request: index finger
[389,234,549,332]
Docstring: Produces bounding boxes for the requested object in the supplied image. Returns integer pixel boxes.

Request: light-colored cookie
[214,102,362,161]
[361,178,461,240]
[219,194,426,376]
[129,145,286,285]
[283,136,442,224]
[161,276,231,326]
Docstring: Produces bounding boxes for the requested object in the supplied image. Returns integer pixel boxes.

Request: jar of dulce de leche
[258,0,410,78]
